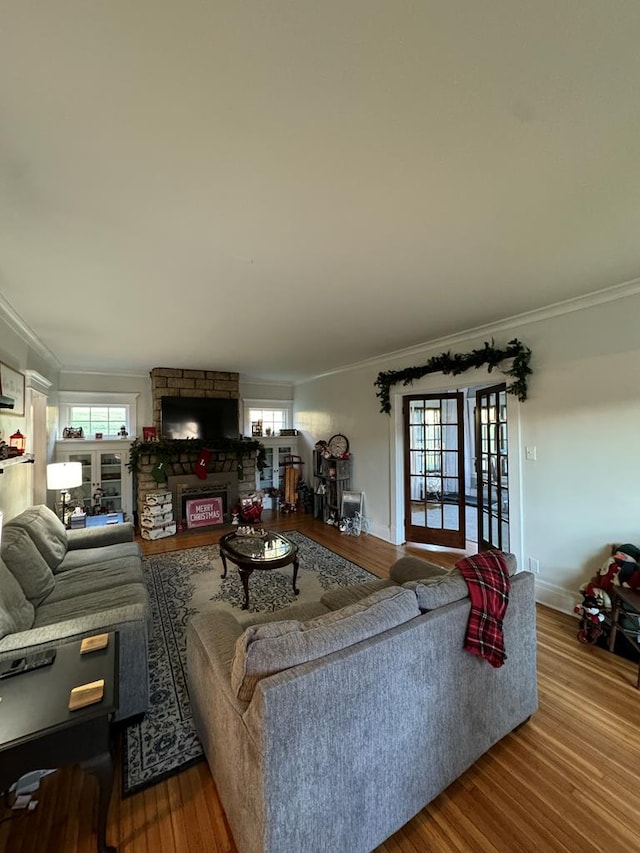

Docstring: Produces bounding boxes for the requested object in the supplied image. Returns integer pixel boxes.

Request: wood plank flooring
[2,512,639,852]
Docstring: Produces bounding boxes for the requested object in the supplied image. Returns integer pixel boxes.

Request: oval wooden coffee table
[219,531,300,610]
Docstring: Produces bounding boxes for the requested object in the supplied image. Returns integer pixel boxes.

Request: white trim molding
[25,370,53,395]
[0,294,62,369]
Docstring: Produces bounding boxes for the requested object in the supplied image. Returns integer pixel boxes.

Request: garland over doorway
[374,338,532,414]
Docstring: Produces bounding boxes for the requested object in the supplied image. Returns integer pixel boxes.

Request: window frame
[58,391,139,440]
[241,399,293,438]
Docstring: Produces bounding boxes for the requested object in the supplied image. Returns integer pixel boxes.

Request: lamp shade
[46,462,83,491]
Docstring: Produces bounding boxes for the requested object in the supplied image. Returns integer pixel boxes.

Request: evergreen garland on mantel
[127,436,266,473]
[374,338,532,414]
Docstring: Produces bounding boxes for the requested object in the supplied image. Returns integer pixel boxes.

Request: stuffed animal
[574,592,606,644]
[575,543,640,644]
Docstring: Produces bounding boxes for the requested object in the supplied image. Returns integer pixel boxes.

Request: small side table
[608,587,640,689]
[0,633,119,852]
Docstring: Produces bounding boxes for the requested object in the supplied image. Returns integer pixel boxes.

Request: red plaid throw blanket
[455,550,511,668]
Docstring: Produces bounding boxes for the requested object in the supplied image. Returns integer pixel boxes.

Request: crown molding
[296,276,640,384]
[59,367,149,379]
[0,293,62,369]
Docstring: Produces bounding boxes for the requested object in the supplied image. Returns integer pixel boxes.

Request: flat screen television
[160,396,240,442]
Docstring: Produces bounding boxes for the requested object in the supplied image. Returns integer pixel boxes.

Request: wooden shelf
[0,453,35,473]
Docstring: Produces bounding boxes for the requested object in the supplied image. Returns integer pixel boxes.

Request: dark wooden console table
[0,633,119,852]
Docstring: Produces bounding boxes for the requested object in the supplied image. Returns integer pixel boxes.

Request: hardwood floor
[2,512,639,852]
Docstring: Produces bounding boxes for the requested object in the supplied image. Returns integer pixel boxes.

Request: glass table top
[224,531,294,563]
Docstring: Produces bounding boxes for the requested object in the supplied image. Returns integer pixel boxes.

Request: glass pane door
[68,452,93,512]
[475,384,509,551]
[99,451,123,514]
[404,393,466,548]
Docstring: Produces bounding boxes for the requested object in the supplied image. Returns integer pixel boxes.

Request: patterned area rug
[121,531,376,796]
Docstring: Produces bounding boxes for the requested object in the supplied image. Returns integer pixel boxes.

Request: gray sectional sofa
[0,504,150,721]
[187,552,537,853]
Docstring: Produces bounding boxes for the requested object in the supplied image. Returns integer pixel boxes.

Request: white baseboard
[367,521,392,542]
[534,577,579,616]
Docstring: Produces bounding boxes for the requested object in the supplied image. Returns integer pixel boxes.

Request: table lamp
[46,462,83,526]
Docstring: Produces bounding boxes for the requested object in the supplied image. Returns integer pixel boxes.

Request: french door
[475,384,509,551]
[403,393,465,548]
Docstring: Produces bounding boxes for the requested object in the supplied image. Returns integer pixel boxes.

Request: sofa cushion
[231,586,421,702]
[5,505,68,571]
[404,569,469,611]
[1,525,56,605]
[35,583,149,627]
[42,560,144,604]
[0,557,35,638]
[56,542,141,573]
[66,522,134,549]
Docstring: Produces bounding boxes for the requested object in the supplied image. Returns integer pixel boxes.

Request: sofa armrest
[67,523,134,549]
[187,609,248,715]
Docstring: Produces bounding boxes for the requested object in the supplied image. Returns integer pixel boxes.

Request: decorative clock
[327,433,349,458]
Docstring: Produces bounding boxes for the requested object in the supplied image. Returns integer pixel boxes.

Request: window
[68,405,127,436]
[58,392,139,439]
[242,399,292,438]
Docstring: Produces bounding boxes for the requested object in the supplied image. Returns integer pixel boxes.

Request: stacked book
[140,490,176,540]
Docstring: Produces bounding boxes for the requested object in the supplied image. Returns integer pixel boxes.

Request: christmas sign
[186,497,224,529]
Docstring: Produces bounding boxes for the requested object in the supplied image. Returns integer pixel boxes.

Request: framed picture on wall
[0,362,25,416]
[142,426,157,441]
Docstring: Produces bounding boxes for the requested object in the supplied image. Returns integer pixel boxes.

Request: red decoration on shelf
[9,430,26,455]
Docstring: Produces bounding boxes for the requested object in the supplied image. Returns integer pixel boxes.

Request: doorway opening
[403,382,509,552]
[391,369,521,561]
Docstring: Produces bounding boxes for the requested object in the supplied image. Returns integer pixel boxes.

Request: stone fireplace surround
[135,367,257,526]
[135,447,257,528]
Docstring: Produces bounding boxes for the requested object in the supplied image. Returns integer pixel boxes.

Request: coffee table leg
[82,749,116,853]
[220,552,228,579]
[292,555,300,596]
[239,567,254,610]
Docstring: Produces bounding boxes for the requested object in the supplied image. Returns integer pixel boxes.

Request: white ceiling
[1,2,639,382]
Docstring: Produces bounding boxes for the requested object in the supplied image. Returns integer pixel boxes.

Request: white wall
[0,313,59,520]
[59,370,152,434]
[294,290,640,613]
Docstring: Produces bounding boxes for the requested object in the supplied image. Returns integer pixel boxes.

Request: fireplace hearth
[168,472,239,526]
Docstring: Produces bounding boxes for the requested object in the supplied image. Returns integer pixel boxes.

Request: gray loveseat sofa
[186,553,537,853]
[0,504,150,721]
